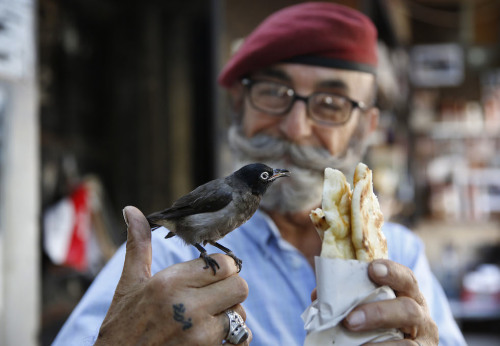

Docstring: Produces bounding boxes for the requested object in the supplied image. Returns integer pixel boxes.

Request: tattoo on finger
[173,303,193,330]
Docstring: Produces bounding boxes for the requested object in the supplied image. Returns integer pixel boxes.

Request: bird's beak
[270,168,291,182]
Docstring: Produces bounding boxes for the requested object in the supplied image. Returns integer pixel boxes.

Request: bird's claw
[227,252,243,273]
[200,252,220,275]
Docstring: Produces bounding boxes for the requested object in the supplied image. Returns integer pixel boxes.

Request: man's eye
[320,103,342,111]
[258,86,289,98]
[316,95,345,111]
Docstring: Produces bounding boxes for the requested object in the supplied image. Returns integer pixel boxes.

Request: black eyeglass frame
[241,78,370,126]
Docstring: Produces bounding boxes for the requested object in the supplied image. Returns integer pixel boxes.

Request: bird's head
[234,163,291,196]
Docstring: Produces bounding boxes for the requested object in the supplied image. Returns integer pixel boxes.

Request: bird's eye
[260,172,270,180]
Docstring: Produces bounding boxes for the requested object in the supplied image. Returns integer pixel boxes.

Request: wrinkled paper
[302,257,403,345]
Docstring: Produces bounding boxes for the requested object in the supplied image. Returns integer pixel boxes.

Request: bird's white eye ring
[260,172,270,180]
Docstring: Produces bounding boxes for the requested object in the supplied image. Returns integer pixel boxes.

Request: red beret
[218,2,378,88]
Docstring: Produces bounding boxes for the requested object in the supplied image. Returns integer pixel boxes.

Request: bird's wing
[149,180,233,221]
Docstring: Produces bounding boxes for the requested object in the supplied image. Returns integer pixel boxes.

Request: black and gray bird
[147,163,290,274]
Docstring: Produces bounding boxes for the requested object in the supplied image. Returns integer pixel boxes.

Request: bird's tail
[147,215,176,240]
[150,224,161,231]
[146,212,176,240]
[146,213,162,231]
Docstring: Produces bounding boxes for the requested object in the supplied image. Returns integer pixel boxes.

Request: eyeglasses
[241,78,369,126]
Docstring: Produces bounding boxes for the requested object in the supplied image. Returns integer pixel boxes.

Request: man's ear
[228,82,245,113]
[365,107,379,136]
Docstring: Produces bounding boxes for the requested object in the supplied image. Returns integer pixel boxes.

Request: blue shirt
[53,210,466,345]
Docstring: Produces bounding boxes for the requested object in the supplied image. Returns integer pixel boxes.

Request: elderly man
[53,2,466,345]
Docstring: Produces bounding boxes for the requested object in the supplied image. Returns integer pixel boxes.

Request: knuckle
[146,276,164,295]
[189,331,204,345]
[232,276,249,299]
[213,253,238,275]
[430,319,439,339]
[147,274,176,300]
[371,303,390,325]
[400,296,424,324]
[233,304,247,321]
[190,326,217,346]
[199,253,231,277]
[407,269,418,286]
[184,334,201,346]
[397,267,418,292]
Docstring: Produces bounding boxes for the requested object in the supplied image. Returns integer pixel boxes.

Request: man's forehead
[251,63,375,91]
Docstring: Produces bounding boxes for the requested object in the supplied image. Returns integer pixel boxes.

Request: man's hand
[342,259,439,345]
[95,206,251,345]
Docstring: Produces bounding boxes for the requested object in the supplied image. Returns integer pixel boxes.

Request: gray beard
[228,124,369,214]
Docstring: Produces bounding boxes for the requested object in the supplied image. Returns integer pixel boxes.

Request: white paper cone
[302,257,403,345]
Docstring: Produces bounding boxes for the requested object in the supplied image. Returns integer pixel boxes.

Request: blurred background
[1,0,500,345]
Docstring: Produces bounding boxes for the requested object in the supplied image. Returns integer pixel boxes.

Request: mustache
[228,125,367,174]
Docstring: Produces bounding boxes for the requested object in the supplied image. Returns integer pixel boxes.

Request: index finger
[368,259,425,305]
[158,253,240,288]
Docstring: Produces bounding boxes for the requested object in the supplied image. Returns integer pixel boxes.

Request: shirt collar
[241,209,300,254]
[239,209,275,248]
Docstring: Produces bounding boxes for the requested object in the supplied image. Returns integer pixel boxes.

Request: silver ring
[225,310,249,344]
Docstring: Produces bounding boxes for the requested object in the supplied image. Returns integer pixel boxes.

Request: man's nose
[279,99,313,141]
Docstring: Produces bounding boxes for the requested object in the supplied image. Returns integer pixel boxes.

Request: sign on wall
[410,43,464,88]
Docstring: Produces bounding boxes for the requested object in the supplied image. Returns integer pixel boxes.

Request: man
[53,2,466,345]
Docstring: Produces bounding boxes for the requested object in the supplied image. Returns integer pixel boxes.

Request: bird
[147,163,290,274]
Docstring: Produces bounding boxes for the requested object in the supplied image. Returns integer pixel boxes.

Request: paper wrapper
[302,257,404,345]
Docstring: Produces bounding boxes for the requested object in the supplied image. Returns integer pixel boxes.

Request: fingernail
[122,208,129,227]
[346,310,365,327]
[373,262,388,277]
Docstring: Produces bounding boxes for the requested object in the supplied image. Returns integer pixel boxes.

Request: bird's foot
[226,252,243,273]
[200,252,220,275]
[207,242,243,273]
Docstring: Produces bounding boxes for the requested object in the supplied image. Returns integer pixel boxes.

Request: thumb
[118,206,152,290]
